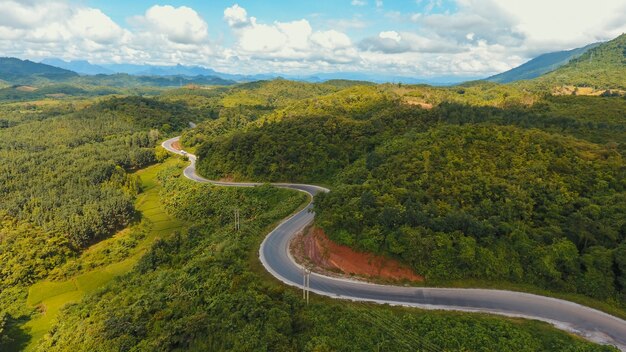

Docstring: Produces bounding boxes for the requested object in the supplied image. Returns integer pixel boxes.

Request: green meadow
[20,159,184,350]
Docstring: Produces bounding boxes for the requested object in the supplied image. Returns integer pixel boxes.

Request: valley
[0,19,624,351]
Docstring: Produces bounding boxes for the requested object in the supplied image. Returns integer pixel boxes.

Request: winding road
[162,136,626,350]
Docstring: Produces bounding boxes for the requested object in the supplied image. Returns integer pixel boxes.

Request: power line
[310,278,442,352]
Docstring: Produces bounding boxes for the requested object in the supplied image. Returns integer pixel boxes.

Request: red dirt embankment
[171,141,182,151]
[292,227,423,283]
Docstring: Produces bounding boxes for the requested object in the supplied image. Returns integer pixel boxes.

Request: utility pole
[234,208,240,231]
[302,268,311,304]
[306,269,310,304]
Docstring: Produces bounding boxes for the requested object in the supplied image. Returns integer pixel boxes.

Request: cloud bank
[0,0,625,78]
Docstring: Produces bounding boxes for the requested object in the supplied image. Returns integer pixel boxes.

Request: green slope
[533,34,626,90]
[0,57,78,84]
[487,43,599,83]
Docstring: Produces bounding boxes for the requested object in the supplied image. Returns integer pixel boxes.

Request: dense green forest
[0,95,209,350]
[316,125,626,302]
[35,164,614,351]
[1,68,624,351]
[186,80,626,310]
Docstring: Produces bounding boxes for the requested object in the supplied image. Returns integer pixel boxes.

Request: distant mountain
[99,63,210,76]
[536,33,626,90]
[133,64,219,77]
[285,72,469,85]
[39,58,469,85]
[0,57,78,84]
[41,58,112,75]
[486,43,600,83]
[72,73,236,87]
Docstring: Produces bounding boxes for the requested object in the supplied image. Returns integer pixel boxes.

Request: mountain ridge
[37,59,470,85]
[535,33,626,89]
[487,43,601,83]
[0,57,78,84]
[41,58,113,75]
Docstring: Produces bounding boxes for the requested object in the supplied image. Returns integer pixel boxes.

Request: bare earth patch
[291,226,423,283]
[15,85,37,92]
[552,85,626,96]
[171,141,182,150]
[402,97,433,109]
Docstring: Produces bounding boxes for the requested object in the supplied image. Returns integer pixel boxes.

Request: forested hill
[0,80,623,351]
[532,33,626,90]
[486,42,599,83]
[186,81,626,310]
[0,57,78,84]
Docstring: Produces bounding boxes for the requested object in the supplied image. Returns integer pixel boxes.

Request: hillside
[487,43,599,83]
[532,34,626,90]
[185,82,626,312]
[0,90,613,352]
[0,58,78,84]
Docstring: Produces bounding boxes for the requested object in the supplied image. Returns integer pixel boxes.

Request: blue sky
[86,0,457,47]
[1,0,625,79]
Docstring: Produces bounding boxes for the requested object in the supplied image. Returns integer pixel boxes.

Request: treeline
[35,165,615,351]
[432,96,626,154]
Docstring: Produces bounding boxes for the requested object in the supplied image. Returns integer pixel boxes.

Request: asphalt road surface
[162,136,626,350]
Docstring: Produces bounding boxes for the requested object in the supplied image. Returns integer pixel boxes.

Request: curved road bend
[162,136,626,350]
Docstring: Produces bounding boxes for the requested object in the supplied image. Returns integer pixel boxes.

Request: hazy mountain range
[2,34,624,88]
[39,59,470,85]
[36,38,607,86]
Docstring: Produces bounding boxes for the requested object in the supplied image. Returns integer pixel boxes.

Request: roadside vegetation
[35,165,615,351]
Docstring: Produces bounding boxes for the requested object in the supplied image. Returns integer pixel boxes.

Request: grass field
[21,158,184,351]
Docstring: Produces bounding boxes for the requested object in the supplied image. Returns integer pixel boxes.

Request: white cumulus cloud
[379,31,401,42]
[69,8,126,44]
[0,0,625,79]
[135,5,209,44]
[226,5,355,64]
[224,4,250,28]
[311,30,352,49]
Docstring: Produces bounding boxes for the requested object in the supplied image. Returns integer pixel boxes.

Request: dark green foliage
[195,87,427,182]
[88,96,197,131]
[316,124,626,303]
[190,82,626,308]
[0,96,199,297]
[37,170,614,351]
[432,96,626,154]
[0,312,30,351]
[222,79,342,108]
